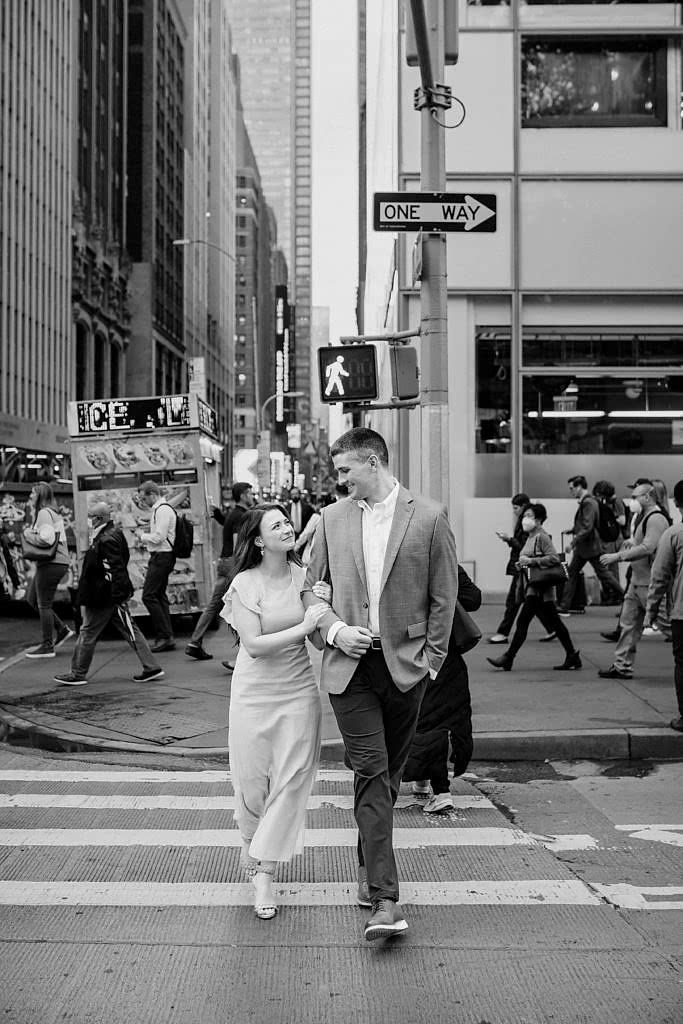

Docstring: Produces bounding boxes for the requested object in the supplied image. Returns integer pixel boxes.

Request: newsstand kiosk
[67,394,223,618]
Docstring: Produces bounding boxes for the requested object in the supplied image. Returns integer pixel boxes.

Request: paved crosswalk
[0,766,680,915]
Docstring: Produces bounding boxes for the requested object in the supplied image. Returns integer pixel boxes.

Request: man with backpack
[138,480,181,652]
[598,481,670,680]
[54,501,163,685]
[557,475,624,617]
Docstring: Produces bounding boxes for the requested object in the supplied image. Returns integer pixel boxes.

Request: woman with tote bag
[487,503,581,673]
[23,483,73,659]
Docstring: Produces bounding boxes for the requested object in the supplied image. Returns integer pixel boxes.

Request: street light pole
[260,390,305,432]
[172,238,236,262]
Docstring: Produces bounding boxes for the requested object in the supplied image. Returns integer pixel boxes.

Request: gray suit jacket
[302,486,458,694]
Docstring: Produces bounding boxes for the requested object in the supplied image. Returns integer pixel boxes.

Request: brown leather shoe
[364,899,408,941]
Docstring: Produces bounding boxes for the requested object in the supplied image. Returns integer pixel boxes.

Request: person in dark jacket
[402,564,481,813]
[557,475,623,616]
[53,501,163,686]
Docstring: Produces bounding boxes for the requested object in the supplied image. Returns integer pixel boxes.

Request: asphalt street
[0,745,680,1024]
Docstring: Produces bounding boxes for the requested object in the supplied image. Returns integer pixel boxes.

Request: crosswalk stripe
[0,879,601,907]
[0,826,533,847]
[0,769,356,784]
[591,883,683,911]
[0,793,492,811]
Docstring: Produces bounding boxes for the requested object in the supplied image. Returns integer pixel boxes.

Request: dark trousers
[508,596,575,662]
[670,619,683,716]
[330,650,427,904]
[26,562,69,645]
[190,557,236,645]
[558,551,623,612]
[71,603,160,679]
[142,551,176,642]
[497,574,557,637]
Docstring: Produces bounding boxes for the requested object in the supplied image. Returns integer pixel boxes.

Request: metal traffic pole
[410,0,449,503]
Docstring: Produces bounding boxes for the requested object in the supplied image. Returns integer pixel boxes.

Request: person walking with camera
[487,503,581,672]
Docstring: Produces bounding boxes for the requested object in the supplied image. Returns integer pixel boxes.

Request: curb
[1,702,681,762]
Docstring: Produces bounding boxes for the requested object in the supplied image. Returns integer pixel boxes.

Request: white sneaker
[423,793,454,814]
[487,634,509,644]
[642,625,660,637]
[412,780,431,795]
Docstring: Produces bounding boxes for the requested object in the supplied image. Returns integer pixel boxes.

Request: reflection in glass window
[522,37,667,128]
[523,375,683,455]
[476,330,511,453]
[523,331,683,368]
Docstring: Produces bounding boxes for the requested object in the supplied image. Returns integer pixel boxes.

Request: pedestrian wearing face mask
[53,501,163,686]
[487,503,581,672]
[598,482,671,680]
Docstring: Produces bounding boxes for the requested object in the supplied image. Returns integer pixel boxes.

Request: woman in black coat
[402,564,481,813]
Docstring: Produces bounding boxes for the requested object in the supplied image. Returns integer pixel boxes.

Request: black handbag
[21,530,59,563]
[452,601,482,653]
[522,537,568,590]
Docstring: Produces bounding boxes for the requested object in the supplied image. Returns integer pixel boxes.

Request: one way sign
[373,192,497,233]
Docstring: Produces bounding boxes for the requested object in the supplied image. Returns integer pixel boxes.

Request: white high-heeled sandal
[252,868,277,920]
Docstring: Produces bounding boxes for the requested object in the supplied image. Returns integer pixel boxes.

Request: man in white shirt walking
[303,428,458,942]
[138,481,177,652]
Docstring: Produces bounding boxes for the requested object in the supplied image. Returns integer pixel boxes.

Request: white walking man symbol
[324,355,350,397]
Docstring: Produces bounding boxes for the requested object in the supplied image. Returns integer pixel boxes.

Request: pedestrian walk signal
[318,345,378,404]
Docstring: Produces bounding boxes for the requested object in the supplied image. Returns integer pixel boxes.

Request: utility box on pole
[390,347,420,401]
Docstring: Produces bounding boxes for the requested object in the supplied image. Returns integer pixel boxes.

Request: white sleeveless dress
[222,563,321,862]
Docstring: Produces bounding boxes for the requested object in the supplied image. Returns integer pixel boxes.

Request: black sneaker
[54,672,88,686]
[598,665,633,680]
[25,643,55,659]
[133,668,165,682]
[185,642,213,661]
[54,626,75,649]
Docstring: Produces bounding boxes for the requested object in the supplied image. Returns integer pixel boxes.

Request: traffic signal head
[318,345,378,404]
[390,346,419,400]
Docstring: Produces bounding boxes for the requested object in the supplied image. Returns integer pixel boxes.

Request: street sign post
[374,191,496,232]
[318,345,378,404]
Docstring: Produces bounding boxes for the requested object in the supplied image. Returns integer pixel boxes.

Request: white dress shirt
[327,480,400,645]
[141,498,176,552]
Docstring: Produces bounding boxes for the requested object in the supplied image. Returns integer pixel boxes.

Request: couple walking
[224,427,458,940]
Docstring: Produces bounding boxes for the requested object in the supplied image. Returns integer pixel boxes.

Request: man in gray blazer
[303,428,458,941]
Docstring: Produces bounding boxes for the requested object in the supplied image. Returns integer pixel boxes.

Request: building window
[522,37,668,128]
[523,375,683,456]
[476,330,511,455]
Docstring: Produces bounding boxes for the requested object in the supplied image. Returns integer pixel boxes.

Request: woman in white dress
[221,504,329,919]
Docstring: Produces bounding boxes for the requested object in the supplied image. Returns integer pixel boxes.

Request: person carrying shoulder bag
[24,483,74,659]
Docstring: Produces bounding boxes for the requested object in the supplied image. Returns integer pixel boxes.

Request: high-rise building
[226,0,312,415]
[72,0,130,403]
[177,0,238,477]
[363,0,683,593]
[234,111,281,453]
[125,0,187,398]
[0,1,74,478]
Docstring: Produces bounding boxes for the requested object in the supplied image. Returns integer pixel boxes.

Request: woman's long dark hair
[231,504,302,577]
[32,482,57,520]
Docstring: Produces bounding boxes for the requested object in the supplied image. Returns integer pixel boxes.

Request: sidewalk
[1,605,682,760]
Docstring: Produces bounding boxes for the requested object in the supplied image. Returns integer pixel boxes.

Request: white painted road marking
[0,793,493,811]
[591,883,683,911]
[0,879,601,907]
[0,769,356,784]
[0,826,534,848]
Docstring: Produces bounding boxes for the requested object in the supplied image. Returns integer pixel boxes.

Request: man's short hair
[88,500,110,519]
[511,492,530,508]
[232,481,252,503]
[673,480,683,506]
[330,427,389,466]
[568,475,587,490]
[138,480,161,497]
